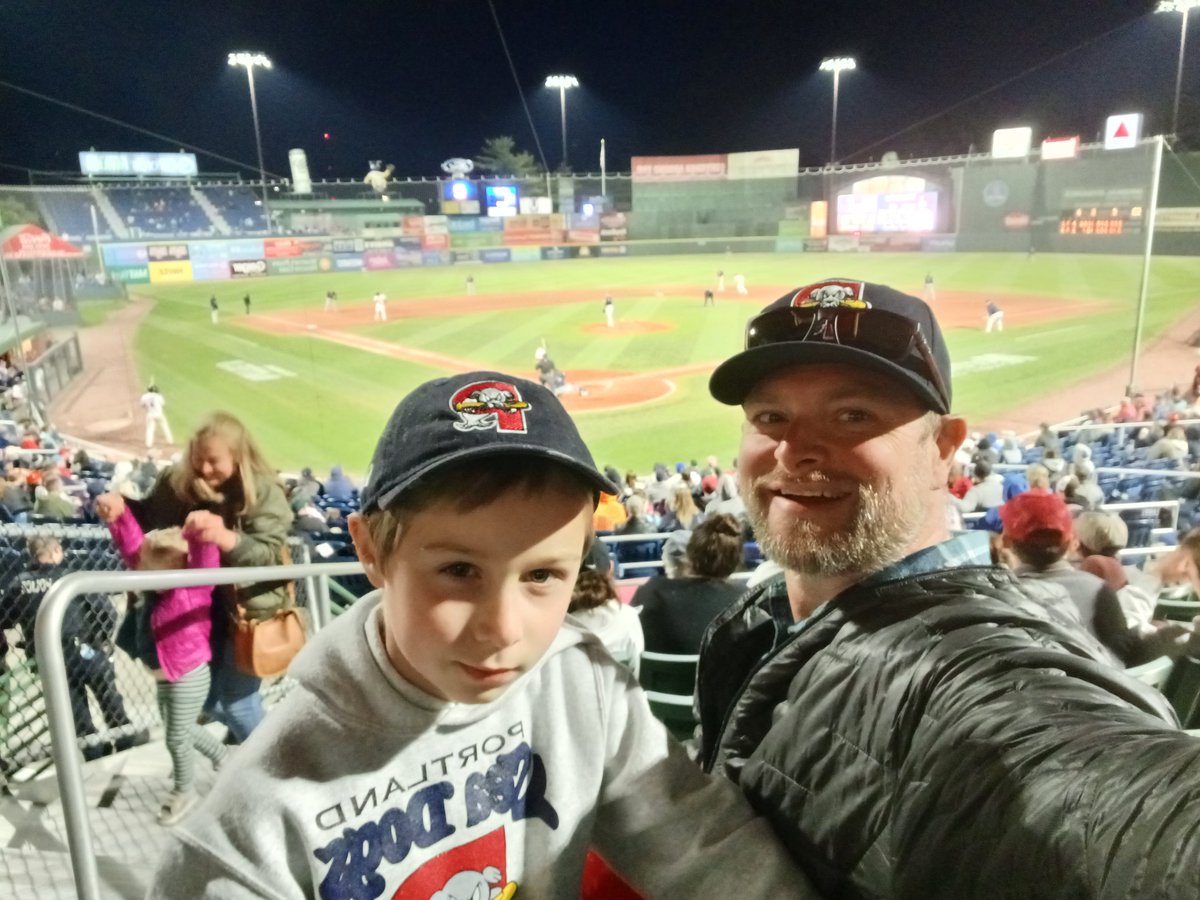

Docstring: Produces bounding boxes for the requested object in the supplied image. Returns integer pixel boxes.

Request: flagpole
[600,138,607,199]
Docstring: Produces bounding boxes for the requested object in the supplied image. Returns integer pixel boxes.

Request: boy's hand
[94,493,125,523]
[183,510,238,552]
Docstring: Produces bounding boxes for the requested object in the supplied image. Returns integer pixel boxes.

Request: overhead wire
[0,78,286,178]
[485,0,552,173]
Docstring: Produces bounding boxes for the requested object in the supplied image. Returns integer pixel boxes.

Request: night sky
[0,0,1187,183]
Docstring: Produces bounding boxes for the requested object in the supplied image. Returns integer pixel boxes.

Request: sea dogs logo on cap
[450,380,532,433]
[792,279,870,310]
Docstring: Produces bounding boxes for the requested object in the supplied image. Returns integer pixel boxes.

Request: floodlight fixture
[1156,1,1200,137]
[545,74,580,168]
[819,56,857,164]
[227,51,273,230]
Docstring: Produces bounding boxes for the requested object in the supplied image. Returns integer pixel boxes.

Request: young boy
[150,371,818,898]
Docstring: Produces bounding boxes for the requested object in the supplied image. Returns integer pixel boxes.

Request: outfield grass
[126,252,1200,475]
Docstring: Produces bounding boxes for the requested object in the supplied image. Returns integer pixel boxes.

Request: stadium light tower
[819,56,856,165]
[228,51,273,230]
[1157,1,1200,138]
[545,74,579,169]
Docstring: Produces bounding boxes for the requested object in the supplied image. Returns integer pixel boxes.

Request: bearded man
[696,278,1200,899]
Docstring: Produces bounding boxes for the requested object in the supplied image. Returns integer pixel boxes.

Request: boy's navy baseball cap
[360,370,618,512]
[709,277,952,413]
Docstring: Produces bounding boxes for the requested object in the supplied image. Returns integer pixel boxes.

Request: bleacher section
[23,190,113,243]
[103,187,214,238]
[198,186,268,233]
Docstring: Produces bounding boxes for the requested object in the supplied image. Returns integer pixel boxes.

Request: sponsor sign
[148,260,194,283]
[1041,136,1079,160]
[1154,207,1200,232]
[540,245,579,260]
[441,199,483,215]
[599,211,628,241]
[188,241,231,262]
[921,235,958,252]
[774,238,806,253]
[802,238,829,252]
[509,246,541,262]
[107,264,150,284]
[422,250,451,266]
[447,217,480,233]
[331,238,363,254]
[450,232,503,249]
[265,237,326,258]
[480,248,512,263]
[401,216,426,236]
[982,180,1010,208]
[363,249,396,270]
[1004,212,1031,229]
[452,250,479,264]
[566,228,600,244]
[333,254,363,271]
[146,243,189,262]
[79,150,197,177]
[395,238,423,267]
[266,257,320,276]
[631,154,727,182]
[827,234,862,253]
[421,233,449,250]
[227,239,265,259]
[726,148,800,180]
[423,215,449,235]
[191,259,232,281]
[597,244,629,257]
[362,238,395,250]
[476,216,504,233]
[1104,113,1142,151]
[229,259,267,278]
[991,126,1033,159]
[102,243,149,266]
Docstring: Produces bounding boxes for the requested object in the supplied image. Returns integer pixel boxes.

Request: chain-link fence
[0,523,316,782]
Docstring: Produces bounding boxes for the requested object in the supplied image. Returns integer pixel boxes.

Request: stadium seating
[34,191,114,242]
[638,651,699,741]
[199,186,269,233]
[105,187,213,237]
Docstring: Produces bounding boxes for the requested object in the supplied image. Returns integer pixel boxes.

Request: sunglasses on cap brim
[745,304,951,412]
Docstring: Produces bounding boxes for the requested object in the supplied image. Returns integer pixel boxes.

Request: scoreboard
[1059,206,1143,236]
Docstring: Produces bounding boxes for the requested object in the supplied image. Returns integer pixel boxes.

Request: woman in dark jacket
[632,513,745,655]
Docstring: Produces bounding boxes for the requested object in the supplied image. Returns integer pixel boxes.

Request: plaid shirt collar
[761,531,992,634]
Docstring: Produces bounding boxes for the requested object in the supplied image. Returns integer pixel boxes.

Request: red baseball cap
[1000,490,1074,542]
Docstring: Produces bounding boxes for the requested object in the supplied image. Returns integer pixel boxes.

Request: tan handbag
[230,543,306,677]
[231,604,307,677]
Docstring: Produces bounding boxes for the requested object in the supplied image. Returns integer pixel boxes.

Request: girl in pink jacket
[99,495,228,825]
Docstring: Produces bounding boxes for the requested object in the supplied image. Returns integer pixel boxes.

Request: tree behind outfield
[475,137,542,178]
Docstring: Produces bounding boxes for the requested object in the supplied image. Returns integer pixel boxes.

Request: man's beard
[744,471,926,577]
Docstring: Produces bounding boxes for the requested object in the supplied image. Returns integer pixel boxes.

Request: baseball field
[124,252,1200,475]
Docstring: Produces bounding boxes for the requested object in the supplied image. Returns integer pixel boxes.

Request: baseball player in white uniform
[140,385,172,448]
[373,291,387,322]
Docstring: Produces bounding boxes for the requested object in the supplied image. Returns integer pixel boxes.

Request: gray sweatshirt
[149,592,819,899]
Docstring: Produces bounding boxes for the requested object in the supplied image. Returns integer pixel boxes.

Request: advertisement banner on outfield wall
[480,248,512,263]
[107,264,150,284]
[449,232,502,249]
[452,250,479,264]
[362,238,395,250]
[266,257,320,276]
[503,214,564,245]
[509,246,541,262]
[599,212,629,241]
[540,246,579,260]
[726,149,800,180]
[401,216,425,236]
[146,243,189,262]
[827,235,861,253]
[331,238,364,254]
[421,233,449,250]
[395,237,423,267]
[333,255,363,271]
[423,215,449,235]
[192,259,232,280]
[921,235,958,252]
[566,228,600,244]
[229,259,267,278]
[423,251,451,266]
[476,217,504,233]
[448,218,479,233]
[103,244,149,266]
[188,241,230,262]
[802,238,828,252]
[597,244,629,257]
[148,260,194,283]
[631,154,727,182]
[363,249,396,270]
[265,238,327,258]
[227,239,265,259]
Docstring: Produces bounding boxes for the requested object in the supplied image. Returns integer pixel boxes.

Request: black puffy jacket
[698,565,1200,899]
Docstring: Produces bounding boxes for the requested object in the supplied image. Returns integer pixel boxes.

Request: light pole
[1157,1,1200,138]
[819,57,856,165]
[545,74,579,170]
[228,51,273,230]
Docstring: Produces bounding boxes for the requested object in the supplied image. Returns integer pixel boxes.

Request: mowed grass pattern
[129,253,1200,474]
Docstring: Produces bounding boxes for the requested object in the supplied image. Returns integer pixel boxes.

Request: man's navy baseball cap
[360,370,619,512]
[709,278,952,413]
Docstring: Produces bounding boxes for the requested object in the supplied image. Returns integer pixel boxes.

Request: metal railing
[34,560,363,900]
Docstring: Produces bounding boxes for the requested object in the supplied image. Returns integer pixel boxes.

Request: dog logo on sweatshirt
[450,381,531,434]
[792,279,869,310]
